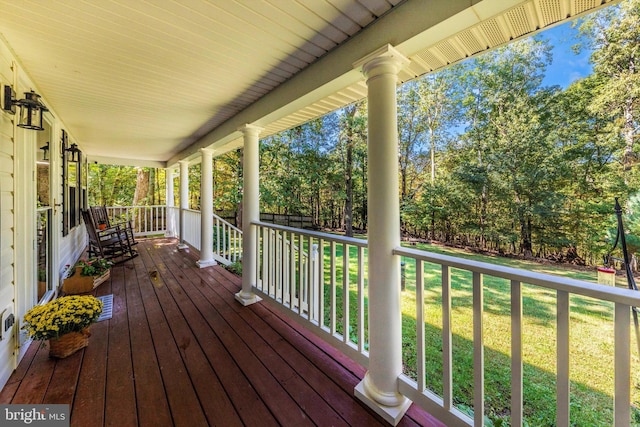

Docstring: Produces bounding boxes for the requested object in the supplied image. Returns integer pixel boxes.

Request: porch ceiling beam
[167,0,526,167]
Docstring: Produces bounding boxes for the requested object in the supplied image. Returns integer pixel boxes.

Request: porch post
[165,167,175,237]
[353,45,411,425]
[197,148,216,267]
[178,159,189,250]
[235,124,263,306]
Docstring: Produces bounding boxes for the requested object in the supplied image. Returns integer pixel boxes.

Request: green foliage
[91,2,640,264]
[225,260,242,276]
[89,165,165,207]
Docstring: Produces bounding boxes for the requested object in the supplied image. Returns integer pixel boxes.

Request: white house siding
[0,39,16,388]
[0,37,87,389]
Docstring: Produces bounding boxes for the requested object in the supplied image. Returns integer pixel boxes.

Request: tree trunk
[133,168,150,206]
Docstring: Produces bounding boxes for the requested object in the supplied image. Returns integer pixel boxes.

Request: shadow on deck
[0,238,442,426]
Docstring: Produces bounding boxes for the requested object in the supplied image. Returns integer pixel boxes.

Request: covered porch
[0,1,634,426]
[0,237,440,426]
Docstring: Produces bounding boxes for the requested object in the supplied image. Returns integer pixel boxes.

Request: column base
[355,374,411,426]
[234,290,262,306]
[177,243,189,250]
[196,259,217,268]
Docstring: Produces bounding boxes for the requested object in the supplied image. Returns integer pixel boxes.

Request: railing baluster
[290,231,296,311]
[557,290,570,427]
[511,280,523,427]
[306,235,313,320]
[319,238,325,330]
[330,240,337,336]
[416,259,425,392]
[473,271,484,427]
[261,226,267,292]
[298,234,304,314]
[614,303,630,426]
[281,230,288,306]
[357,246,365,352]
[442,265,452,408]
[343,243,349,344]
[276,229,282,303]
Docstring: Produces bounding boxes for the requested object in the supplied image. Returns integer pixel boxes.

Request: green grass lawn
[315,239,640,426]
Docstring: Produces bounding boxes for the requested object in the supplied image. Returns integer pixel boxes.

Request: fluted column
[353,45,411,426]
[197,148,216,267]
[177,160,189,250]
[235,124,263,306]
[165,167,175,237]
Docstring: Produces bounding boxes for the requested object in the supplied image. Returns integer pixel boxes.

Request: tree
[457,37,562,257]
[576,0,640,174]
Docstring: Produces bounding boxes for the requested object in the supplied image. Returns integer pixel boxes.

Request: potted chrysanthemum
[22,295,103,358]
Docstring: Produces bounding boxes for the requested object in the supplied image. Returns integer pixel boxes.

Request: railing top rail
[252,220,368,248]
[104,205,166,209]
[182,208,242,234]
[394,246,640,305]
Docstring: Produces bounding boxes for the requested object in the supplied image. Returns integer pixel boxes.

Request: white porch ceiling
[0,0,618,168]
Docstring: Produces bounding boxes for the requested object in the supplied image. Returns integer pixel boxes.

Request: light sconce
[65,143,80,162]
[3,86,49,131]
[40,141,50,161]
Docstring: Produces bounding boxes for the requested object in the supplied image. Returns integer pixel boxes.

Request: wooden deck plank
[42,349,83,404]
[0,238,445,427]
[104,262,138,427]
[132,245,209,427]
[9,342,55,404]
[126,254,173,426]
[0,341,40,403]
[140,244,279,427]
[70,311,109,427]
[152,245,315,427]
[154,244,348,426]
[138,242,242,427]
[188,270,357,426]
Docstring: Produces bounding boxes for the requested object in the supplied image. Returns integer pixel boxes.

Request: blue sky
[540,21,593,88]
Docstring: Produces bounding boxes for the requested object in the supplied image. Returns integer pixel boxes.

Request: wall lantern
[65,143,80,162]
[40,141,50,161]
[3,86,49,131]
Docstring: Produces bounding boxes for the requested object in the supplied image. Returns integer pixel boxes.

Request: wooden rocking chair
[81,209,138,264]
[89,205,137,249]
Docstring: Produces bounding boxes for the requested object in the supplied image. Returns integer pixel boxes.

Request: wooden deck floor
[0,238,443,427]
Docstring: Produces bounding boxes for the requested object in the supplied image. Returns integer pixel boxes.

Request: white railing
[394,246,640,427]
[105,205,167,236]
[180,208,242,265]
[105,205,241,265]
[250,221,639,426]
[98,208,639,425]
[253,221,369,366]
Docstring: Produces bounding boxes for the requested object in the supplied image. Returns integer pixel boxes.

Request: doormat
[96,294,113,322]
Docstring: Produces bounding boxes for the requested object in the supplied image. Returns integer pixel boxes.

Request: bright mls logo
[0,405,69,426]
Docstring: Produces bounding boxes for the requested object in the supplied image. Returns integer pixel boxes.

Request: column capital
[237,124,264,136]
[200,147,214,157]
[178,159,190,166]
[353,44,410,80]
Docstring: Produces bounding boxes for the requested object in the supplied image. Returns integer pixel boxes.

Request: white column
[235,124,263,306]
[197,148,216,267]
[177,160,189,250]
[353,45,411,425]
[165,167,175,237]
